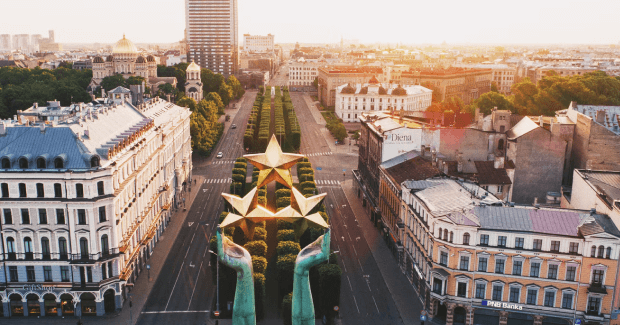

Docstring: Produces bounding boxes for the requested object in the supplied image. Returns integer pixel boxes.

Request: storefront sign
[482,300,523,310]
[22,284,55,292]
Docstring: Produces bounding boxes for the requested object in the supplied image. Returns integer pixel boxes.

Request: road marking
[164,261,185,311]
[187,261,204,310]
[364,275,371,291]
[188,222,194,227]
[142,310,210,314]
[203,179,206,184]
[347,275,353,291]
[372,296,379,313]
[353,295,360,314]
[358,258,364,272]
[352,246,357,256]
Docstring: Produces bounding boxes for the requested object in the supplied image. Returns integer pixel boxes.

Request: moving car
[231,124,237,129]
[216,152,223,158]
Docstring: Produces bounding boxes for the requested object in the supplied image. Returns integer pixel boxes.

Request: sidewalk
[301,93,326,126]
[302,94,358,157]
[2,175,206,325]
[340,179,423,325]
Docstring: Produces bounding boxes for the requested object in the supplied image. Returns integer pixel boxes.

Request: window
[550,241,560,252]
[76,183,84,198]
[562,293,573,309]
[99,206,107,222]
[548,264,558,279]
[3,208,12,224]
[26,266,35,282]
[497,186,503,193]
[526,289,538,305]
[108,261,113,278]
[566,266,576,281]
[21,208,30,224]
[433,278,443,294]
[41,237,50,258]
[495,259,505,274]
[1,183,8,197]
[9,266,18,282]
[1,158,10,169]
[475,283,486,299]
[37,157,46,168]
[478,257,488,272]
[90,156,100,168]
[606,247,612,259]
[591,245,597,257]
[492,285,503,301]
[463,233,470,245]
[101,235,109,255]
[480,234,489,246]
[450,231,454,243]
[61,266,70,282]
[39,208,47,224]
[444,229,448,240]
[59,238,68,259]
[544,291,555,307]
[533,239,542,251]
[77,209,86,225]
[102,263,107,280]
[587,296,601,315]
[460,256,469,271]
[529,261,540,277]
[87,266,93,282]
[513,260,523,275]
[598,245,604,258]
[19,183,26,197]
[56,209,65,224]
[19,157,28,169]
[515,237,524,249]
[36,183,44,197]
[440,251,448,266]
[54,183,62,198]
[592,269,604,285]
[509,287,520,303]
[497,236,507,247]
[80,238,89,259]
[457,282,467,297]
[44,266,52,281]
[97,181,104,195]
[569,242,579,254]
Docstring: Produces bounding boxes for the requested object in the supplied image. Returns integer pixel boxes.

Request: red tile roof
[474,161,512,185]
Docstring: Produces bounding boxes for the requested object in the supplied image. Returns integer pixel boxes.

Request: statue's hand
[217,227,252,272]
[295,228,331,272]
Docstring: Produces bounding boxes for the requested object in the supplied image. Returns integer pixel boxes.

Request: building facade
[317,66,384,108]
[0,96,192,317]
[288,60,320,91]
[335,78,432,122]
[0,35,11,52]
[400,68,492,105]
[243,34,274,53]
[454,64,516,95]
[185,61,203,101]
[185,0,238,76]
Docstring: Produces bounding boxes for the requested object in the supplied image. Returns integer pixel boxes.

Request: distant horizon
[1,0,619,45]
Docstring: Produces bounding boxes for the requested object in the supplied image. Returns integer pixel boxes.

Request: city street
[136,91,257,325]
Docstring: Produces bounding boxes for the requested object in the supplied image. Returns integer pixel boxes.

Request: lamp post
[328,250,340,264]
[209,250,220,318]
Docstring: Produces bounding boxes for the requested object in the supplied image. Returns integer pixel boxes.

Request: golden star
[274,187,328,238]
[220,187,274,239]
[244,135,304,188]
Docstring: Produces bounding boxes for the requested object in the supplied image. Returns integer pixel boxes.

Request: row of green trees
[243,91,263,151]
[0,66,93,119]
[256,87,272,151]
[230,157,248,196]
[274,87,286,147]
[322,111,348,142]
[282,88,301,152]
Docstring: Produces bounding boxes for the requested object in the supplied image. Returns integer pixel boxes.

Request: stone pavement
[340,179,424,325]
[1,175,205,325]
[301,93,326,126]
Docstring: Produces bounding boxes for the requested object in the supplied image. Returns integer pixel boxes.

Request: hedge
[298,167,314,176]
[299,174,314,182]
[254,273,266,321]
[244,240,268,257]
[276,196,291,208]
[281,292,293,325]
[277,219,295,230]
[299,181,316,190]
[276,254,296,296]
[276,241,301,257]
[252,256,268,274]
[275,188,291,199]
[277,229,296,242]
[253,227,267,241]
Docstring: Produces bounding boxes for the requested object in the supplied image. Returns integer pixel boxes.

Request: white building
[288,59,320,89]
[243,34,274,53]
[335,77,432,123]
[0,96,192,317]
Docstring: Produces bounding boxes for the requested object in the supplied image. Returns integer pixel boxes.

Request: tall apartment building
[0,96,192,317]
[401,67,492,105]
[0,35,11,51]
[12,34,30,53]
[243,34,274,53]
[185,0,239,76]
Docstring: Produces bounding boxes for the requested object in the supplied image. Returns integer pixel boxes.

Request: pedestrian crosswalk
[212,160,236,165]
[204,178,232,184]
[315,179,340,186]
[302,152,333,157]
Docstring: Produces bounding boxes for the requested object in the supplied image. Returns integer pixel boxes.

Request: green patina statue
[216,227,256,325]
[292,228,331,325]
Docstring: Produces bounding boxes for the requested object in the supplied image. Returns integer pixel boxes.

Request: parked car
[231,124,237,129]
[216,152,223,158]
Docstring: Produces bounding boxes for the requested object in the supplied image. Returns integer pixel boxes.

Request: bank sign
[482,300,523,310]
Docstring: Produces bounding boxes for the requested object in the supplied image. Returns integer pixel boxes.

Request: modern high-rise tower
[185,0,238,77]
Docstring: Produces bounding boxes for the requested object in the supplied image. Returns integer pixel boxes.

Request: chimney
[586,159,593,170]
[443,161,449,174]
[39,123,45,133]
[421,145,426,156]
[167,94,171,102]
[102,88,105,98]
[84,128,89,138]
[590,208,596,215]
[431,149,437,162]
[34,102,38,109]
[539,115,544,127]
[533,197,538,206]
[457,153,464,173]
[494,155,505,169]
[0,122,6,136]
[596,110,606,125]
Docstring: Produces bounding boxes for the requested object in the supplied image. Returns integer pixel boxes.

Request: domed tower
[135,55,147,78]
[105,55,114,76]
[92,56,106,81]
[112,34,138,74]
[185,61,203,101]
[146,55,156,78]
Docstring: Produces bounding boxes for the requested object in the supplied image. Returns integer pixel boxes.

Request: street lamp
[328,250,340,264]
[208,250,220,318]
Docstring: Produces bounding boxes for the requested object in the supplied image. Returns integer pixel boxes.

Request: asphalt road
[136,91,257,325]
[291,93,406,325]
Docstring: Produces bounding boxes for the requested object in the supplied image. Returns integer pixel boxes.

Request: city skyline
[0,0,619,45]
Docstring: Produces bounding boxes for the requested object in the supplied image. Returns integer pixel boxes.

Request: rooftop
[474,161,512,185]
[382,153,442,186]
[319,66,383,74]
[402,67,492,77]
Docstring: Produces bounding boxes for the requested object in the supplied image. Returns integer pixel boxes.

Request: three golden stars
[219,135,329,238]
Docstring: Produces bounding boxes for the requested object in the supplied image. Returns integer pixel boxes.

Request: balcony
[588,283,607,294]
[2,249,119,263]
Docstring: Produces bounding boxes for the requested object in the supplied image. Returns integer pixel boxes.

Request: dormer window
[19,157,28,169]
[54,157,64,169]
[2,158,10,168]
[37,157,46,169]
[90,156,100,168]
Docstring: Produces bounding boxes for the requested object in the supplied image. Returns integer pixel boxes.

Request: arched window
[592,245,597,257]
[438,228,442,239]
[498,139,504,150]
[463,233,470,245]
[449,231,454,243]
[37,157,46,169]
[41,237,50,259]
[19,157,28,169]
[80,238,89,259]
[606,247,612,259]
[6,237,15,253]
[24,237,33,253]
[1,157,10,169]
[101,235,109,256]
[90,156,100,168]
[444,229,448,241]
[54,157,64,169]
[59,238,68,259]
[598,245,605,258]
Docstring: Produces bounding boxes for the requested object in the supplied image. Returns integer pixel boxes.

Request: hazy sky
[1,0,619,45]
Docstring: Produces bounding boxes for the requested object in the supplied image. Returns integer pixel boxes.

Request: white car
[216,152,223,158]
